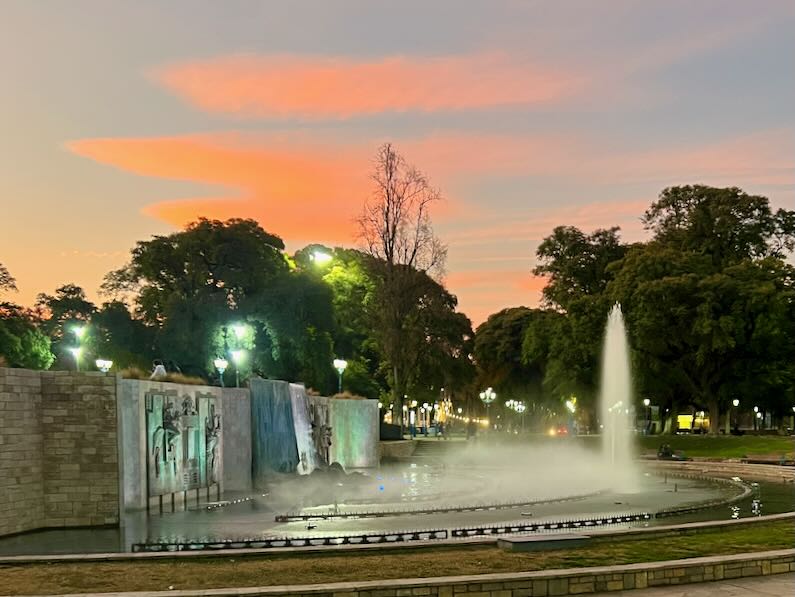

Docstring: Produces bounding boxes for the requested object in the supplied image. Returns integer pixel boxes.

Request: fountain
[599,303,638,492]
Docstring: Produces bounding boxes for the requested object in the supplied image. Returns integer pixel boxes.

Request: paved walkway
[593,573,794,596]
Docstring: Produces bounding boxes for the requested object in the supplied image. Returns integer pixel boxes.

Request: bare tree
[358,143,447,427]
[0,262,17,293]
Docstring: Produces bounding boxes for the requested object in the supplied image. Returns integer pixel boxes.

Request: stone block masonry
[0,368,44,536]
[0,368,119,537]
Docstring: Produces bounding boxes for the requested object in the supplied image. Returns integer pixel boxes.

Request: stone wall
[0,368,44,536]
[221,387,251,491]
[95,550,793,597]
[40,371,119,528]
[379,440,417,461]
[117,379,224,512]
[0,368,119,537]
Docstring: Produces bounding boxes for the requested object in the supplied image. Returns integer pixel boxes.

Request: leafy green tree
[609,186,795,433]
[248,271,337,393]
[357,143,447,425]
[0,303,54,369]
[103,218,290,377]
[643,185,795,266]
[475,308,542,401]
[529,226,628,424]
[35,284,97,369]
[407,275,475,406]
[92,301,155,371]
[534,226,627,311]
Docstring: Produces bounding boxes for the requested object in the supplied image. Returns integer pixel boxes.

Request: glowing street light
[72,325,86,340]
[333,358,347,393]
[643,398,651,434]
[311,250,333,265]
[68,347,82,371]
[214,357,228,387]
[728,399,740,434]
[232,323,248,340]
[95,359,113,373]
[479,387,496,425]
[230,350,245,388]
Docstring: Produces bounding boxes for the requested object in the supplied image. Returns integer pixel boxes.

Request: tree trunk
[708,398,720,435]
[392,364,403,428]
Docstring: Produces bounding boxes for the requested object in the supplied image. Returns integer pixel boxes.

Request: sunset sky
[1,1,793,324]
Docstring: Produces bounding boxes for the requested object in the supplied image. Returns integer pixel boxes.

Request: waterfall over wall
[289,383,319,475]
[250,379,299,484]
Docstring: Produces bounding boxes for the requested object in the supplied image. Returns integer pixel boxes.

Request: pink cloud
[154,52,583,119]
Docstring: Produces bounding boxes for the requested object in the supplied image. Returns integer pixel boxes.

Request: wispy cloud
[153,52,583,119]
[67,128,793,243]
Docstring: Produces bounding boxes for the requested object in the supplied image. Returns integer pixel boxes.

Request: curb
[4,549,794,597]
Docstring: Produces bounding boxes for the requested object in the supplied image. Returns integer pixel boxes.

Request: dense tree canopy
[512,185,795,434]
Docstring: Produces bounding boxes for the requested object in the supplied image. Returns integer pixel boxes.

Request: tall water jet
[599,303,637,492]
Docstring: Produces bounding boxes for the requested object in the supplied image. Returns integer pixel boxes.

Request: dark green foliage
[0,302,54,369]
[505,185,795,433]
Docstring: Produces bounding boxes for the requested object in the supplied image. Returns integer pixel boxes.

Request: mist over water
[278,304,641,515]
[599,303,638,492]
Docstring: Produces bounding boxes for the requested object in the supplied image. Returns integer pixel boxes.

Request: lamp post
[514,401,527,432]
[69,324,86,371]
[479,387,496,428]
[214,358,228,387]
[753,405,759,431]
[230,350,245,388]
[643,398,651,434]
[565,398,577,435]
[728,399,739,435]
[95,359,113,373]
[731,399,740,433]
[333,358,347,393]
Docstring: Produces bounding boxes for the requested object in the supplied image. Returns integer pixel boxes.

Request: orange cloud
[67,128,792,252]
[68,134,372,242]
[154,52,582,119]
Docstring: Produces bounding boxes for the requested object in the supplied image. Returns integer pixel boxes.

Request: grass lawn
[635,435,795,459]
[481,433,793,460]
[2,522,792,595]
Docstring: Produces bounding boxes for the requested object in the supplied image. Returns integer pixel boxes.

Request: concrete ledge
[378,440,417,461]
[498,533,590,551]
[7,549,794,597]
[2,512,792,564]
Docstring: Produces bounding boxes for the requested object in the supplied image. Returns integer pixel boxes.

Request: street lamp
[230,350,245,388]
[214,358,228,387]
[753,405,759,431]
[333,358,347,393]
[95,359,113,373]
[643,398,651,434]
[67,347,81,370]
[514,401,527,431]
[232,323,248,340]
[479,387,496,427]
[728,399,739,434]
[311,250,333,265]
